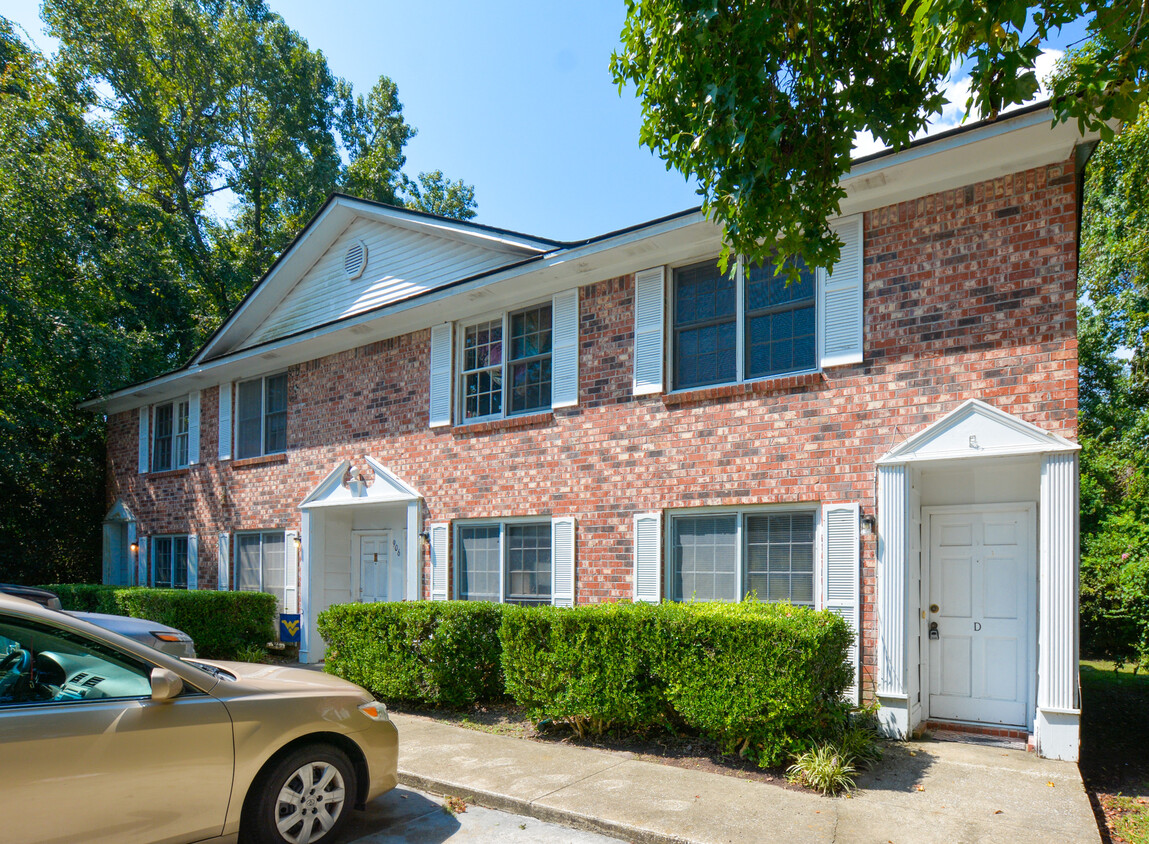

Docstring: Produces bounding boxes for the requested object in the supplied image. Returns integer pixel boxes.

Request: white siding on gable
[246,218,533,349]
[819,215,864,368]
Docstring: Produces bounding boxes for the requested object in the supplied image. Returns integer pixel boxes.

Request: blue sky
[5,1,1092,241]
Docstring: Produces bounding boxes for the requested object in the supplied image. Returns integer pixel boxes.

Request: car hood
[192,660,372,698]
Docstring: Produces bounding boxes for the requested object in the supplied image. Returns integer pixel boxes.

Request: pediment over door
[299,457,421,509]
[877,399,1078,464]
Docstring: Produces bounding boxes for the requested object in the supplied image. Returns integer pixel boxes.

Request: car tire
[242,743,357,844]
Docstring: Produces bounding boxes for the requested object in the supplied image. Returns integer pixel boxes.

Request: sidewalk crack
[530,758,628,803]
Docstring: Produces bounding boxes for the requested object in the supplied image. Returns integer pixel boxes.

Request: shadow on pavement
[855,743,937,793]
[331,787,460,844]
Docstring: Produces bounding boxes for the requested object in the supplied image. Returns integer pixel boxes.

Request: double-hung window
[151,399,190,471]
[457,521,552,605]
[673,256,816,390]
[236,531,287,613]
[152,535,189,589]
[460,304,552,422]
[670,510,816,605]
[235,373,287,459]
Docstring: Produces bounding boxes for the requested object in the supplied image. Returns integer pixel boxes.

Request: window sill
[146,467,190,479]
[230,452,288,469]
[661,370,825,406]
[453,411,554,435]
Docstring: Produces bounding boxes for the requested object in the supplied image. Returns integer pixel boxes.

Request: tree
[612,0,1149,274]
[404,170,478,220]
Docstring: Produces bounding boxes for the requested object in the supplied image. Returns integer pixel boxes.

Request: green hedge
[43,584,277,660]
[318,601,506,706]
[318,598,854,767]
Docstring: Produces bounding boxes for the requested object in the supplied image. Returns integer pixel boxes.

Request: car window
[0,615,153,706]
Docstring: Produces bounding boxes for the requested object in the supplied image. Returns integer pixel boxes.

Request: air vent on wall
[344,240,368,280]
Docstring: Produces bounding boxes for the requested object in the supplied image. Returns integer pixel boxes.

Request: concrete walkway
[388,712,1100,844]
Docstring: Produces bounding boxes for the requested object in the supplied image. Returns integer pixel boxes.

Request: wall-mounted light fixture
[860,513,877,539]
[419,531,431,550]
[292,535,302,550]
[129,541,139,554]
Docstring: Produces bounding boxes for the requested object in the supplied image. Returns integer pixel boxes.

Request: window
[235,373,287,459]
[460,304,552,422]
[236,531,286,613]
[152,535,189,589]
[673,256,816,390]
[151,399,189,471]
[670,510,815,605]
[457,521,552,605]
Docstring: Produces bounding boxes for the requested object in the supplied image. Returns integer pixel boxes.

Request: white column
[876,463,910,737]
[299,510,316,663]
[1036,451,1081,760]
[405,500,421,601]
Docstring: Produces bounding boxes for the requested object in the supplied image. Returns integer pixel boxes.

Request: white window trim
[663,504,823,606]
[455,298,555,425]
[150,398,191,472]
[666,256,822,395]
[453,517,554,605]
[151,534,190,589]
[234,372,288,459]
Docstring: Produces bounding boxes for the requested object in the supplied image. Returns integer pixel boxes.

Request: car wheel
[243,744,357,844]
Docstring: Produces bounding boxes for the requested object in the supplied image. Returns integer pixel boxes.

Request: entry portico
[298,458,423,663]
[874,399,1080,760]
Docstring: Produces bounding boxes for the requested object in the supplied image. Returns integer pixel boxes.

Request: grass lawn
[1080,660,1149,843]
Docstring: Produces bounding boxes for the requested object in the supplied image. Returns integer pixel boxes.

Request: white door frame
[352,529,399,602]
[920,502,1037,730]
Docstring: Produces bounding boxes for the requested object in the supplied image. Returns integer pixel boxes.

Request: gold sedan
[0,593,398,844]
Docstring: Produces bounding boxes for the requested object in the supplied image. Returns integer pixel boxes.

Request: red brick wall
[106,158,1079,695]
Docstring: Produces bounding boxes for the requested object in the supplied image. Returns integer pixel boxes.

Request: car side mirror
[150,667,183,702]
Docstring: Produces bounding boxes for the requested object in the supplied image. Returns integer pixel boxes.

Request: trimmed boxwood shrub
[43,584,277,660]
[318,601,506,706]
[649,601,853,766]
[499,602,668,735]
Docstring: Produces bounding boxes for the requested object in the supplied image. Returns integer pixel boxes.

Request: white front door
[927,506,1034,727]
[359,532,401,602]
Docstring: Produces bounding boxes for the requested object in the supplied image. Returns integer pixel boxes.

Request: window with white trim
[236,531,287,613]
[152,535,189,589]
[459,304,552,422]
[672,256,816,390]
[151,399,190,472]
[670,510,816,605]
[457,521,552,605]
[235,373,287,459]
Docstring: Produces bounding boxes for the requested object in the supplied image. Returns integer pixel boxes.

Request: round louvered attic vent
[344,240,368,280]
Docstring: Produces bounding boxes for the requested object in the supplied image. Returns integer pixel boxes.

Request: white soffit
[877,399,1078,465]
[299,457,422,510]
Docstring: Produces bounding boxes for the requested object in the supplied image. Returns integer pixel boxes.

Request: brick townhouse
[88,103,1098,760]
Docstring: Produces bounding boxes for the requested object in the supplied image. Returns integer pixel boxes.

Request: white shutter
[137,536,149,585]
[218,383,233,460]
[187,391,201,465]
[633,512,662,603]
[138,407,150,474]
[819,214,864,368]
[101,525,113,585]
[822,502,860,703]
[551,516,576,606]
[633,267,665,395]
[429,324,453,427]
[551,289,579,408]
[187,534,198,590]
[284,530,299,614]
[217,532,231,590]
[430,523,449,600]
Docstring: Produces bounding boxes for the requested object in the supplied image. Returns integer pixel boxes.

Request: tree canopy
[612,0,1149,274]
[0,2,477,582]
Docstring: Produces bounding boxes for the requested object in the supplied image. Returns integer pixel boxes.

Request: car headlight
[358,701,390,722]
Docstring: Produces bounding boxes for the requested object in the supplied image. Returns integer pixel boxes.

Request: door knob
[930,604,939,613]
